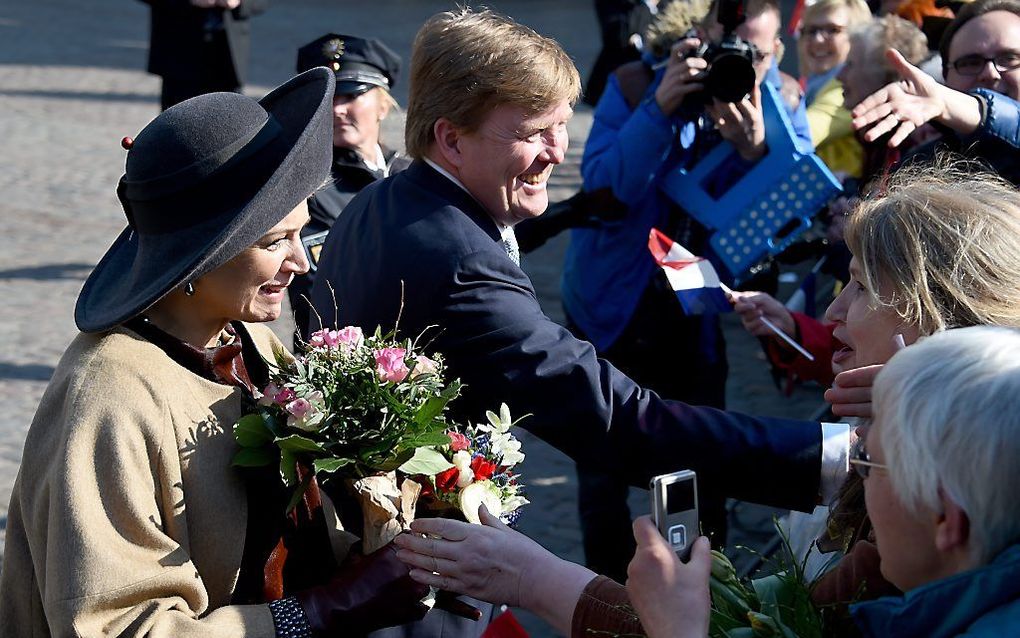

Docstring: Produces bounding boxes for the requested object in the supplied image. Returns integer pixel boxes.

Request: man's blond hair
[404,8,581,159]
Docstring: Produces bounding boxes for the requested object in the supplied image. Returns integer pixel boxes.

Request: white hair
[873,326,1020,564]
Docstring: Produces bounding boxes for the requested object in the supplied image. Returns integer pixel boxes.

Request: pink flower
[274,387,297,404]
[285,398,311,418]
[308,326,365,350]
[411,355,439,379]
[335,326,365,349]
[448,431,471,452]
[374,347,409,383]
[258,383,281,406]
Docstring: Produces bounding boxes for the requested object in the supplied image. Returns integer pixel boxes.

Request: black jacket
[139,0,268,85]
[291,146,410,333]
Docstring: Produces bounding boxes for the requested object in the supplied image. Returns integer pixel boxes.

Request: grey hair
[873,326,1020,565]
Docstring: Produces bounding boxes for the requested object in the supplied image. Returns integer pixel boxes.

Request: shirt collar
[362,144,388,176]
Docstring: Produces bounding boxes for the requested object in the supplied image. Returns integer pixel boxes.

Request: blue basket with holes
[659,82,841,284]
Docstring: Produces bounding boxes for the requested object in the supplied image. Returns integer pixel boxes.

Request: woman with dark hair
[0,69,429,637]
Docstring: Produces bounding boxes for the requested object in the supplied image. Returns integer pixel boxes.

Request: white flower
[453,450,474,488]
[459,480,502,524]
[483,403,514,434]
[490,433,525,467]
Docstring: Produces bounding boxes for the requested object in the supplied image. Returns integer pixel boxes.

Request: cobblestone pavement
[1,1,824,634]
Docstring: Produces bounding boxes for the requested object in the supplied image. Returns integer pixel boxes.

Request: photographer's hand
[708,84,766,161]
[654,38,707,117]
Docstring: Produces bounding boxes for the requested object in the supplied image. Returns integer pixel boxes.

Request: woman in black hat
[290,34,411,335]
[0,68,429,638]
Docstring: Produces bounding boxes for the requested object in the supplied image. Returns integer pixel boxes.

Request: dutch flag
[648,228,733,315]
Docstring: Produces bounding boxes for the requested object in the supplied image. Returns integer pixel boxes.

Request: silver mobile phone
[650,469,699,561]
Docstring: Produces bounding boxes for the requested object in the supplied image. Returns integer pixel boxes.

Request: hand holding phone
[650,470,699,561]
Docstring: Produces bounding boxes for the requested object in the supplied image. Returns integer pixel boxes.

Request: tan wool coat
[0,324,346,637]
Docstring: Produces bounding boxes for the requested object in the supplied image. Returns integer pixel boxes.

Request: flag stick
[720,283,816,362]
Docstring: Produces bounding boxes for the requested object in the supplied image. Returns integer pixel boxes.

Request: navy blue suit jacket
[311,160,823,513]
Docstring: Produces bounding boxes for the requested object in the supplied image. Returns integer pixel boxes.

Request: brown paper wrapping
[348,471,422,554]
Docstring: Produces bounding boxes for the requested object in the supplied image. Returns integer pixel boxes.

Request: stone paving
[0,1,825,634]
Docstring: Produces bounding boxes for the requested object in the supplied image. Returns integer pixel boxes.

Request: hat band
[119,120,294,235]
[121,116,283,202]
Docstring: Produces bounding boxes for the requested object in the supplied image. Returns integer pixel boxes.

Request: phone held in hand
[650,470,699,561]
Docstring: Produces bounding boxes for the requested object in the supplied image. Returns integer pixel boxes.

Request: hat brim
[75,68,336,333]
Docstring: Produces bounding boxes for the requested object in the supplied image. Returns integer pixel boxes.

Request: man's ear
[774,38,785,64]
[432,118,464,169]
[934,489,970,554]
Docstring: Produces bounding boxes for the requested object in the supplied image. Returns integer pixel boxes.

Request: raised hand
[626,516,712,638]
[852,48,981,147]
[655,38,708,117]
[707,84,766,161]
[729,290,796,339]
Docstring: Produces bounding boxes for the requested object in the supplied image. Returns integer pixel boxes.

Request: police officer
[291,34,410,334]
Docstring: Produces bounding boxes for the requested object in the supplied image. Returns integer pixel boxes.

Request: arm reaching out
[852,48,982,147]
[393,505,597,635]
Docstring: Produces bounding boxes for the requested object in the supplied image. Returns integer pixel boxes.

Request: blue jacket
[562,63,813,350]
[851,544,1020,637]
[903,88,1020,186]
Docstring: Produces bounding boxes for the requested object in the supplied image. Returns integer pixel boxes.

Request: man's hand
[825,333,907,417]
[626,517,711,638]
[708,84,766,161]
[729,290,796,339]
[655,38,707,117]
[852,48,980,147]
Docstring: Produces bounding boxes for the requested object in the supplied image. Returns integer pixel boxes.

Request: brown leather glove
[295,542,431,635]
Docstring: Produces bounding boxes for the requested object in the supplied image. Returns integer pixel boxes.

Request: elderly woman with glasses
[852,0,1020,185]
[627,326,1020,638]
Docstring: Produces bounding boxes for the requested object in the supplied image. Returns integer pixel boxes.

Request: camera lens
[706,52,756,102]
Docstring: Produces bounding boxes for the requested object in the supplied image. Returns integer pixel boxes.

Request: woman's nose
[286,240,311,275]
[824,286,849,323]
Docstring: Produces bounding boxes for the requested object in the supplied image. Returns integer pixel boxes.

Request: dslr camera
[682,0,760,111]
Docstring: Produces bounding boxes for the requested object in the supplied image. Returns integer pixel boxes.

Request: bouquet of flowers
[426,403,529,525]
[708,524,833,638]
[232,326,528,551]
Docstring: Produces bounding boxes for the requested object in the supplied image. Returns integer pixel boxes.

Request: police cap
[296,34,401,96]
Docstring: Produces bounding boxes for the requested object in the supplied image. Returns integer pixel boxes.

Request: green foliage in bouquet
[708,522,826,638]
[232,325,458,499]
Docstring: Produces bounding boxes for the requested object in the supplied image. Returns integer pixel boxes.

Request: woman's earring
[184,282,196,296]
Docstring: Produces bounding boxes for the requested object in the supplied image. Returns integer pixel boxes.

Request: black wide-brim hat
[75,67,335,332]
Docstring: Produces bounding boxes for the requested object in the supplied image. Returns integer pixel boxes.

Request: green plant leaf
[232,447,275,467]
[280,449,298,486]
[313,457,353,475]
[414,396,449,425]
[398,447,454,475]
[234,413,275,447]
[402,431,456,448]
[276,434,326,454]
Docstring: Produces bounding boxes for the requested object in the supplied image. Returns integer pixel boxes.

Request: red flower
[448,431,471,452]
[435,466,460,493]
[470,456,497,481]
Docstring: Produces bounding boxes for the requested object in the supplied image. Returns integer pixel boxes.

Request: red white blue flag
[648,228,733,315]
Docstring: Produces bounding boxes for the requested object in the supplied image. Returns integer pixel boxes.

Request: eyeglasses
[802,24,846,39]
[951,52,1020,76]
[849,443,887,479]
